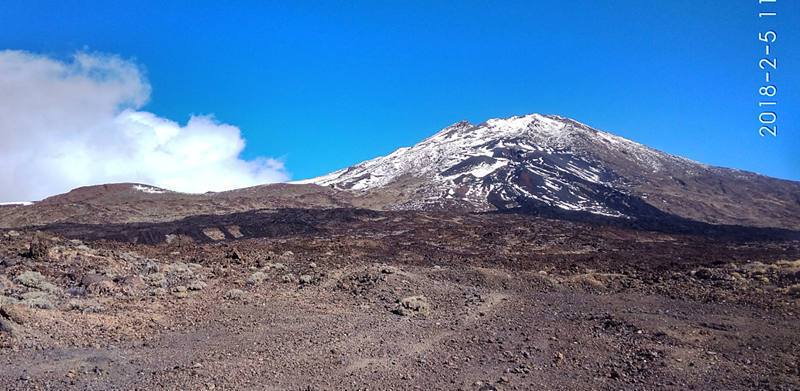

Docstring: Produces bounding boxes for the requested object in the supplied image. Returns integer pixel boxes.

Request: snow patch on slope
[0,201,33,206]
[301,113,692,217]
[132,185,167,194]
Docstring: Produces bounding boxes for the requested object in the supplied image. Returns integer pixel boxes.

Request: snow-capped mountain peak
[297,113,800,227]
[298,113,661,216]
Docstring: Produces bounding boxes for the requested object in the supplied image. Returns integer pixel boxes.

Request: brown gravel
[1,210,799,390]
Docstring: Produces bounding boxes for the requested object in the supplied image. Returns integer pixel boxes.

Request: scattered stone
[150,288,168,296]
[187,281,208,291]
[81,273,116,295]
[225,225,244,239]
[66,286,87,297]
[88,280,118,296]
[202,227,226,241]
[0,317,18,336]
[393,296,430,316]
[75,244,92,252]
[280,251,295,261]
[0,257,18,267]
[165,262,191,274]
[146,273,169,288]
[247,272,269,286]
[299,274,314,285]
[173,285,189,298]
[143,260,160,273]
[226,248,246,262]
[380,265,399,274]
[0,306,22,336]
[783,284,800,297]
[27,236,54,259]
[15,271,61,294]
[119,252,140,263]
[693,267,734,281]
[0,305,29,325]
[68,300,105,313]
[281,274,296,284]
[224,289,247,301]
[120,276,146,295]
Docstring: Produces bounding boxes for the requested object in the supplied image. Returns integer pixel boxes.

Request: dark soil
[1,209,799,390]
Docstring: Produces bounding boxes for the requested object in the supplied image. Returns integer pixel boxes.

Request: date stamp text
[757,0,778,137]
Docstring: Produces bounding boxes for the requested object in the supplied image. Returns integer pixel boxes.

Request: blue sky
[2,0,799,182]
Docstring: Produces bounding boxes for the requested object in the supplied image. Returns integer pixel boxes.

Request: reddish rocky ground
[1,210,799,390]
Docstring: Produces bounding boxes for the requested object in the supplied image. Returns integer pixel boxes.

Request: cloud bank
[0,50,288,201]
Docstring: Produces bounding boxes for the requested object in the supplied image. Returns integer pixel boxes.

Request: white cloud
[0,50,288,201]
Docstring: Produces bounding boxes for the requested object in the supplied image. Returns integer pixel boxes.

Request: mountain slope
[301,114,800,229]
[0,182,354,227]
[2,114,797,230]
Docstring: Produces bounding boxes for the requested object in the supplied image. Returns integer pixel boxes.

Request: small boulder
[280,274,296,284]
[380,265,399,275]
[143,260,160,273]
[278,251,295,262]
[172,285,188,298]
[224,289,247,301]
[393,295,430,317]
[120,275,146,295]
[299,275,314,285]
[0,316,18,336]
[81,273,117,295]
[226,248,246,262]
[89,280,118,295]
[187,281,207,291]
[0,305,31,336]
[247,272,269,286]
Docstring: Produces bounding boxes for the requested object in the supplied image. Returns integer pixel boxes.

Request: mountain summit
[3,114,797,231]
[302,114,800,229]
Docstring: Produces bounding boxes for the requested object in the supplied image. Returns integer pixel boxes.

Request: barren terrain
[1,209,799,390]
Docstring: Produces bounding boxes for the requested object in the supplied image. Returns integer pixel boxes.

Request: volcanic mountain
[300,114,800,230]
[1,113,798,231]
[3,116,800,390]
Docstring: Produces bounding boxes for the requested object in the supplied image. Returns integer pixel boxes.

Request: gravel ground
[1,210,799,390]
